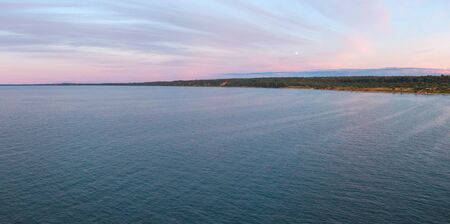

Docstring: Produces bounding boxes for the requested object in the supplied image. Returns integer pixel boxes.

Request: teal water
[0,86,449,223]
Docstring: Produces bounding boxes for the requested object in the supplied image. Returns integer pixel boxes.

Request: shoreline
[143,76,450,95]
[286,86,447,95]
[1,84,449,95]
[2,75,449,95]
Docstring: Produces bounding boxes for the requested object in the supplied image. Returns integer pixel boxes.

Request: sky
[1,0,450,83]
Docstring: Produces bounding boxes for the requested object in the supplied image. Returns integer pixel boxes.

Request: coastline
[286,86,447,95]
[2,76,449,95]
[131,76,450,95]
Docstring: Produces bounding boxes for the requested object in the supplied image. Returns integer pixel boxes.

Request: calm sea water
[0,86,449,223]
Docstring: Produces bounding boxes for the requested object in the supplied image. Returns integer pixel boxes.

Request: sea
[1,86,449,223]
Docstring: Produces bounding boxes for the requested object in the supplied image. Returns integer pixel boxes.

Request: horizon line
[3,66,450,85]
[2,68,450,86]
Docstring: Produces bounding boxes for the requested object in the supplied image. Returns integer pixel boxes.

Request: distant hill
[219,68,450,79]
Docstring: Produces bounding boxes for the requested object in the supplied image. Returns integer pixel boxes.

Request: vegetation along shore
[73,75,450,94]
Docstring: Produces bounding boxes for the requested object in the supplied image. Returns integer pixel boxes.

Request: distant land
[125,76,450,94]
[3,68,450,94]
[218,67,450,78]
[55,75,450,94]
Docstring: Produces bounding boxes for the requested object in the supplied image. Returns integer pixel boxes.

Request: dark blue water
[1,86,449,223]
